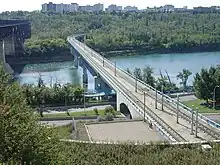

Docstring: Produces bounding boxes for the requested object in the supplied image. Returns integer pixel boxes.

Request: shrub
[104,106,116,117]
[105,113,114,121]
[93,108,99,115]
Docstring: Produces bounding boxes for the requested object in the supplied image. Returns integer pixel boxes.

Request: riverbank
[6,52,73,65]
[100,43,220,57]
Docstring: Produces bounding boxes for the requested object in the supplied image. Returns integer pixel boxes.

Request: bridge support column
[0,39,5,63]
[4,36,15,56]
[71,47,79,68]
[83,66,88,85]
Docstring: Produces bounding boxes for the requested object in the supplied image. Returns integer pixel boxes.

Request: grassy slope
[182,99,220,113]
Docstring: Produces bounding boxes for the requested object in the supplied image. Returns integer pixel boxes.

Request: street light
[213,85,220,110]
[191,105,194,135]
[195,107,199,138]
[103,56,105,67]
[143,92,146,122]
[176,94,180,124]
[135,77,138,92]
[161,85,164,111]
[155,86,158,109]
[114,61,116,76]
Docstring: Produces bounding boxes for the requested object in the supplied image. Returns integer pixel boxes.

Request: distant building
[124,6,138,12]
[160,5,175,12]
[70,3,79,12]
[193,6,211,13]
[79,5,93,12]
[107,4,122,12]
[41,3,48,12]
[93,3,104,12]
[47,2,56,12]
[174,6,188,12]
[55,4,64,13]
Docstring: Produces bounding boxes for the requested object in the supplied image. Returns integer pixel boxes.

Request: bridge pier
[4,36,15,56]
[83,66,88,84]
[0,39,6,63]
[71,47,79,68]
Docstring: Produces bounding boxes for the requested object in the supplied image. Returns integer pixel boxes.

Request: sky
[0,0,220,12]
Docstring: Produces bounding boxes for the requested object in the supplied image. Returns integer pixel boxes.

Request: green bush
[93,108,99,116]
[104,106,116,117]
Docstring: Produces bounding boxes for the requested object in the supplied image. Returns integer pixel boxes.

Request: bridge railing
[69,36,220,130]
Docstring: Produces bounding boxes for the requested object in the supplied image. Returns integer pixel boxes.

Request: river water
[16,52,220,91]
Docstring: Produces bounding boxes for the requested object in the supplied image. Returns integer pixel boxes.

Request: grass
[54,124,72,139]
[42,109,121,118]
[182,99,220,114]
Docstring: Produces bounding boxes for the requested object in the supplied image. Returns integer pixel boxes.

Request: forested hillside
[1,11,220,55]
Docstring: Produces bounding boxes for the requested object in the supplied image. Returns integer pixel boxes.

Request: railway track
[144,91,220,140]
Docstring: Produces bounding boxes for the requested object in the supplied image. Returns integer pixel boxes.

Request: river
[16,51,220,91]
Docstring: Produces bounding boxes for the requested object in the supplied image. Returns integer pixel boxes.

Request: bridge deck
[68,36,220,142]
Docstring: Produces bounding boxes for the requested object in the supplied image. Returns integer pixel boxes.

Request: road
[68,36,220,142]
[43,105,110,115]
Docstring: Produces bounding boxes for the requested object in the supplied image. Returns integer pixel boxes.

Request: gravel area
[86,121,166,143]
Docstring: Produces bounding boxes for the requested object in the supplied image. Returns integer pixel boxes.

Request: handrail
[69,36,220,130]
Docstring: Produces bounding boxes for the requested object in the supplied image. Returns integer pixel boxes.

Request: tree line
[2,11,220,56]
[128,65,220,104]
[127,66,192,93]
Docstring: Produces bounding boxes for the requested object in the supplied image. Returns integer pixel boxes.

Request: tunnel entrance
[120,103,132,119]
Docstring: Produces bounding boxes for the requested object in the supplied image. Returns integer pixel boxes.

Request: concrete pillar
[83,66,88,84]
[116,92,120,112]
[4,36,15,56]
[0,39,6,63]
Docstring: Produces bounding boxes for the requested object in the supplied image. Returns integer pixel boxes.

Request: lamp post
[143,92,146,122]
[191,105,194,135]
[135,77,137,92]
[103,56,105,67]
[161,85,164,111]
[83,90,86,116]
[213,85,220,110]
[195,107,199,138]
[114,61,116,76]
[176,94,179,124]
[155,87,158,109]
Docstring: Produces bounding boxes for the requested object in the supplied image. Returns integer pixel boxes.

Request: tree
[193,66,220,103]
[177,69,192,91]
[133,68,143,80]
[142,65,155,87]
[0,65,64,164]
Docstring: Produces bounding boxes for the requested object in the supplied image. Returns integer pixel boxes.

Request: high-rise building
[93,3,104,12]
[79,5,93,12]
[107,4,122,12]
[55,4,64,13]
[41,3,48,12]
[70,3,79,12]
[124,6,138,12]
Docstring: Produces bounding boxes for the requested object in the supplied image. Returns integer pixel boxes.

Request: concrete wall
[117,92,142,119]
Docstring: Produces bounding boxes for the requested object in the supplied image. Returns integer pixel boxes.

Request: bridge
[67,35,220,143]
[0,20,31,72]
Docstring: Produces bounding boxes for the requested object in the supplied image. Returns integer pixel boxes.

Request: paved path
[41,120,73,126]
[43,105,110,115]
[179,95,197,102]
[87,121,166,143]
[203,114,220,123]
[68,37,220,142]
